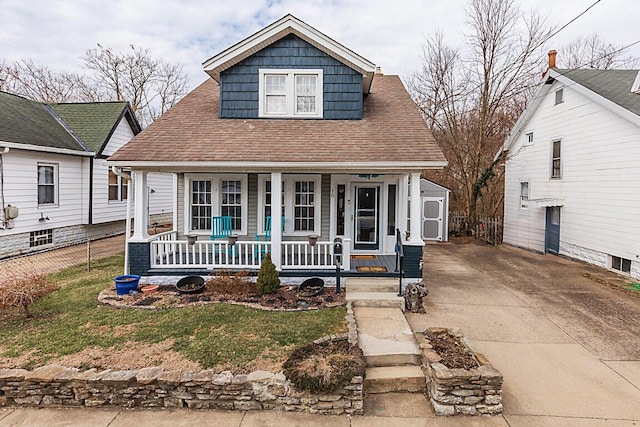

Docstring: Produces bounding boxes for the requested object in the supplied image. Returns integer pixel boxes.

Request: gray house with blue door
[108,14,446,279]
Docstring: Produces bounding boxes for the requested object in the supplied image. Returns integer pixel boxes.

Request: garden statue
[405,281,429,313]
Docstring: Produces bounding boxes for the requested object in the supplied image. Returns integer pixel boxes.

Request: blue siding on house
[219,34,363,119]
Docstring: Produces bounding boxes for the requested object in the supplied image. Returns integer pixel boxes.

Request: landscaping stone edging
[415,327,503,416]
[0,303,363,415]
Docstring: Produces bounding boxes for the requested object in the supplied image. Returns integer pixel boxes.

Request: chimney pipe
[548,50,557,69]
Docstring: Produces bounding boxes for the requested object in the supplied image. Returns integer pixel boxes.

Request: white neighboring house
[0,91,173,259]
[501,57,640,279]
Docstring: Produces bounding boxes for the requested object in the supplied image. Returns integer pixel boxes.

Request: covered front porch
[125,169,426,278]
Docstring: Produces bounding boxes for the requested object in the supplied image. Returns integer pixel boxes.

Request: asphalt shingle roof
[0,91,87,152]
[558,69,640,116]
[109,75,446,165]
[49,102,131,153]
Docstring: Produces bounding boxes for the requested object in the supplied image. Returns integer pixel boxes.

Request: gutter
[0,140,95,157]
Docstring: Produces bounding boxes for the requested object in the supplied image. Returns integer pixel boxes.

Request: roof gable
[49,102,140,154]
[203,14,376,93]
[502,68,640,156]
[0,91,89,154]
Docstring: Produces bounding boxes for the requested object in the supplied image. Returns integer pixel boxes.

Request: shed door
[545,206,561,254]
[422,197,444,241]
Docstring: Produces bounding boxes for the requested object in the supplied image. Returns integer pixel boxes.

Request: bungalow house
[108,15,446,279]
[0,92,173,259]
[501,50,640,280]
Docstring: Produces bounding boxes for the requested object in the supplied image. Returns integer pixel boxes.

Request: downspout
[0,147,9,229]
[112,166,132,274]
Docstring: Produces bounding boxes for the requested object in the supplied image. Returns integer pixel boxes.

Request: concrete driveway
[407,242,640,425]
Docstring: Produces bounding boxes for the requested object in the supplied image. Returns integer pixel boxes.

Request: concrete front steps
[346,278,426,395]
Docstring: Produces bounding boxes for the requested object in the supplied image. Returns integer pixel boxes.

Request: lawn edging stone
[0,303,363,415]
[415,327,504,416]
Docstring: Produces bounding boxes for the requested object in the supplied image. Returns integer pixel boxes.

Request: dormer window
[259,69,323,118]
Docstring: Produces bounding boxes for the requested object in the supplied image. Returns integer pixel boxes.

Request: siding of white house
[504,79,640,279]
[0,149,88,236]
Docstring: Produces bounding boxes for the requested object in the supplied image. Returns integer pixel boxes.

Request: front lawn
[0,254,346,372]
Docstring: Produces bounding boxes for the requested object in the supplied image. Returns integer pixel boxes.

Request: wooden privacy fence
[448,212,503,245]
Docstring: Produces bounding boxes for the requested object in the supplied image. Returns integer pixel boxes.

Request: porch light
[307,234,319,246]
[228,234,239,246]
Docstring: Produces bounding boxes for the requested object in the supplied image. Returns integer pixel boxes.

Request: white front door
[422,197,444,241]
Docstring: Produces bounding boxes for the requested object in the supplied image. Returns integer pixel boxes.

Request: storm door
[354,186,380,250]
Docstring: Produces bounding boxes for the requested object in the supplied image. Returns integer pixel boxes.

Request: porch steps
[364,366,426,394]
[345,278,398,293]
[346,292,405,310]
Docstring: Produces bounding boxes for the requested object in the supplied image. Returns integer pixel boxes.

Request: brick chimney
[548,50,557,69]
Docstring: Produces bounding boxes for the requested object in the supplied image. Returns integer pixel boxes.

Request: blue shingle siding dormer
[219,34,363,119]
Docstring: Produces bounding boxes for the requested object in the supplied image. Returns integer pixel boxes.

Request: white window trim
[524,131,534,147]
[551,139,562,179]
[519,181,529,209]
[108,170,127,203]
[258,69,323,118]
[258,174,322,236]
[37,163,58,207]
[184,174,248,236]
[555,88,564,105]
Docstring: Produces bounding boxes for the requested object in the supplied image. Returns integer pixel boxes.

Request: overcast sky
[1,0,638,91]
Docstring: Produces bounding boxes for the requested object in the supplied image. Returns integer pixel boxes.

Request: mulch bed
[98,284,345,311]
[426,331,479,370]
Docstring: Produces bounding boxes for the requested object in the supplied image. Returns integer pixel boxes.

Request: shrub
[283,339,366,392]
[0,270,59,318]
[256,253,280,295]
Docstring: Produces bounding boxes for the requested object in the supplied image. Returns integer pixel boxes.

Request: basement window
[611,256,631,273]
[30,229,53,248]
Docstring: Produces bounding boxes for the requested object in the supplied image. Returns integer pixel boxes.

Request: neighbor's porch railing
[149,238,351,270]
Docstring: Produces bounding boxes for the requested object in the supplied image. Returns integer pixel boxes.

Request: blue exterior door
[545,206,561,254]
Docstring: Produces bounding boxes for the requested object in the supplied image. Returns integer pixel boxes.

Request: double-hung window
[551,140,562,179]
[520,182,529,209]
[37,163,57,206]
[186,175,247,234]
[258,174,321,235]
[259,69,323,118]
[108,170,128,201]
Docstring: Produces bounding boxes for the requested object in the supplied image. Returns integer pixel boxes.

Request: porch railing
[150,240,270,269]
[149,238,351,270]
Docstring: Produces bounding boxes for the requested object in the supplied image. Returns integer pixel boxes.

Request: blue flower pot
[114,275,141,295]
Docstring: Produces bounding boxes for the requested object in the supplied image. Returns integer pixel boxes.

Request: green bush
[256,253,280,295]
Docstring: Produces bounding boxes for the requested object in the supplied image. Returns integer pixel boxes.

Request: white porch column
[270,172,282,270]
[130,170,149,241]
[409,172,424,245]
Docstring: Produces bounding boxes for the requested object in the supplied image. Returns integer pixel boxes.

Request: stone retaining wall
[415,327,503,416]
[0,303,363,415]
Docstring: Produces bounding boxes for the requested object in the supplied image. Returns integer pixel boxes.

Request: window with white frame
[551,140,562,179]
[108,170,128,201]
[186,175,247,234]
[258,175,321,235]
[611,255,631,273]
[294,180,315,231]
[555,88,564,105]
[259,69,323,118]
[520,182,529,209]
[37,163,57,205]
[221,180,242,230]
[190,179,212,231]
[525,132,534,146]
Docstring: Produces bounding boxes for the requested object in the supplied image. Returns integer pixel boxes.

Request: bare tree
[558,34,638,69]
[0,60,87,103]
[82,44,188,125]
[410,0,552,229]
